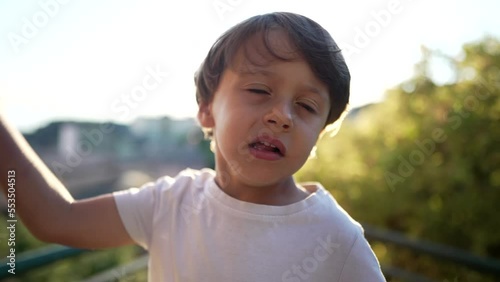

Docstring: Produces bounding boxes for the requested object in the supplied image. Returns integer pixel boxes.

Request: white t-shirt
[113,168,386,282]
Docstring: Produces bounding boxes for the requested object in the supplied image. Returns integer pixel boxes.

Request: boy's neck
[214,173,310,206]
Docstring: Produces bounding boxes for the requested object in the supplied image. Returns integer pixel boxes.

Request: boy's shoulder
[113,168,214,207]
[300,181,366,237]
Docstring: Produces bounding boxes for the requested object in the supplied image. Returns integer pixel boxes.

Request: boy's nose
[264,105,294,131]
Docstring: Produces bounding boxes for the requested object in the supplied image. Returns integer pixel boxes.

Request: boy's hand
[0,115,133,249]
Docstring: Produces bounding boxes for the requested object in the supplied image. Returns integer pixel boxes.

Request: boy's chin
[228,168,297,188]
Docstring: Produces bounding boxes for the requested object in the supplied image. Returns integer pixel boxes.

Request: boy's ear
[197,102,215,128]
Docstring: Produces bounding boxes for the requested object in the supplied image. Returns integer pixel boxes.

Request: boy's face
[199,30,330,188]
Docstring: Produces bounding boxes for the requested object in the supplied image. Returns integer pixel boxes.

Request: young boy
[0,12,385,281]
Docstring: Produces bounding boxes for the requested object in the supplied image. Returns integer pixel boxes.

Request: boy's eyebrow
[303,84,328,98]
[236,67,274,76]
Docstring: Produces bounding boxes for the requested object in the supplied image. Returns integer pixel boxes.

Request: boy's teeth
[251,141,280,154]
[261,141,276,148]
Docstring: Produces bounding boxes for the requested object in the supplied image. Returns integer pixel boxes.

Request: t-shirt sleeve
[113,177,173,250]
[339,232,386,282]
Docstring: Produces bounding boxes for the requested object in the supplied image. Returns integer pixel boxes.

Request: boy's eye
[298,102,317,114]
[247,89,270,95]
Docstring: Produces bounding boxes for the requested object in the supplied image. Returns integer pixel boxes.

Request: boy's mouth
[248,138,286,160]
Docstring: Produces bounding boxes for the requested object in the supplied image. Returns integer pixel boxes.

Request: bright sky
[0,0,498,132]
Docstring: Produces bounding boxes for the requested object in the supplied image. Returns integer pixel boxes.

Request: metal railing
[364,225,500,276]
[1,225,499,281]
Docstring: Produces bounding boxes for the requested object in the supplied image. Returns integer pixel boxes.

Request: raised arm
[0,116,133,249]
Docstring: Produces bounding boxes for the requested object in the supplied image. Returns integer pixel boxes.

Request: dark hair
[195,12,350,127]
